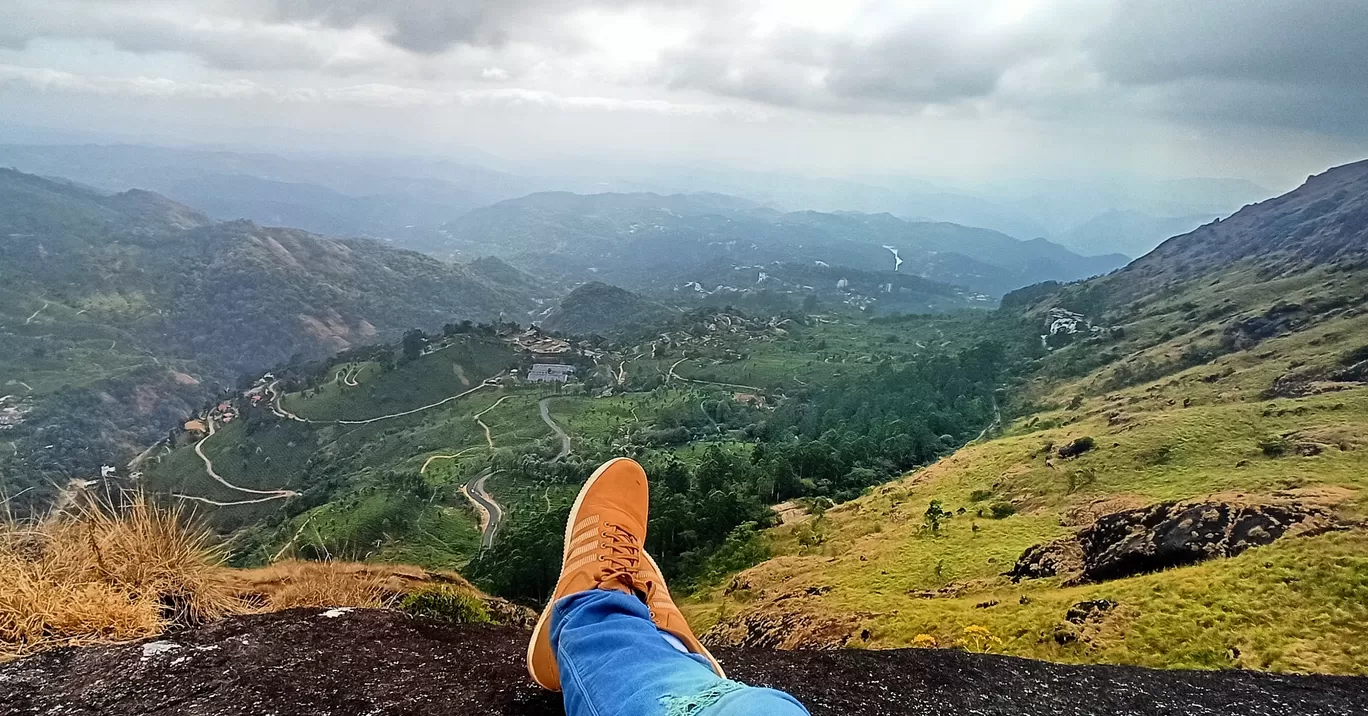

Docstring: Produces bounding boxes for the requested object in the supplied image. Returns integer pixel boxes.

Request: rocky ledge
[2,608,1364,715]
[1008,497,1350,583]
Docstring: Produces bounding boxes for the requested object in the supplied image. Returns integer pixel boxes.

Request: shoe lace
[598,523,652,602]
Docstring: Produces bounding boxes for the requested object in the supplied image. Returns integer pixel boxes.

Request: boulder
[1009,498,1346,584]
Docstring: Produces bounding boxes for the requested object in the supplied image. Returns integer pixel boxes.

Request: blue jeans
[551,589,810,716]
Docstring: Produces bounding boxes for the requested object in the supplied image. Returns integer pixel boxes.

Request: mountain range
[0,168,534,508]
[426,192,1129,297]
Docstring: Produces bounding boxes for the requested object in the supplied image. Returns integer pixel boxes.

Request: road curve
[539,397,572,462]
[181,418,299,503]
[473,395,510,449]
[464,469,504,548]
[667,358,762,392]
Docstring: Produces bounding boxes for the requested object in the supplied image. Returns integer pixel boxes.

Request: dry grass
[231,560,396,610]
[0,493,247,661]
[0,493,483,662]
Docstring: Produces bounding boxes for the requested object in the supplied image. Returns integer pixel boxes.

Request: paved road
[465,469,503,548]
[539,397,572,462]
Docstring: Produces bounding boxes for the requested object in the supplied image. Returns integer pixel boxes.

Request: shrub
[969,489,994,502]
[1058,436,1096,458]
[923,500,951,533]
[1340,344,1368,366]
[988,502,1017,519]
[1259,435,1293,458]
[400,585,491,625]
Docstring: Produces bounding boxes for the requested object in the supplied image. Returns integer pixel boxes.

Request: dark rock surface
[2,608,1365,716]
[1081,501,1331,582]
[1009,499,1343,584]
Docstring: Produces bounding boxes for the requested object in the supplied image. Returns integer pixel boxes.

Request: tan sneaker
[641,550,727,679]
[527,457,652,691]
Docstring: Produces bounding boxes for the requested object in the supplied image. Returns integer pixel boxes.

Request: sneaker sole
[526,457,640,690]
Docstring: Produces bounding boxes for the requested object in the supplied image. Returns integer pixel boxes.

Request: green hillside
[0,169,533,511]
[683,160,1368,675]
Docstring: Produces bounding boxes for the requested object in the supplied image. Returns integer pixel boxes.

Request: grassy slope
[684,301,1368,675]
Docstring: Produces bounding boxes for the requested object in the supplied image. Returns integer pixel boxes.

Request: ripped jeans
[552,589,810,716]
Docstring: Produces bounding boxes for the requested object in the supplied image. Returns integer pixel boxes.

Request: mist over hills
[1061,210,1220,259]
[0,143,1272,258]
[428,191,1128,297]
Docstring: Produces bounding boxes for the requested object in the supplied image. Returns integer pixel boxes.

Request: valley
[3,152,1368,681]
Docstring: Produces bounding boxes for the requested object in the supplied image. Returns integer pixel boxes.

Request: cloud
[1,0,1366,141]
[0,64,769,120]
[652,1,1107,112]
[264,0,709,54]
[1085,0,1368,136]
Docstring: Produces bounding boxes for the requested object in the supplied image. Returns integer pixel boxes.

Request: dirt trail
[538,397,571,462]
[473,395,510,449]
[177,418,298,505]
[419,447,479,475]
[272,377,500,426]
[668,358,762,392]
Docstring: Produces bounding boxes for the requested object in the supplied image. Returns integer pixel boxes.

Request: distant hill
[0,144,538,238]
[1062,210,1218,259]
[427,192,1128,297]
[1017,159,1368,320]
[540,282,672,336]
[0,168,532,508]
[669,260,986,316]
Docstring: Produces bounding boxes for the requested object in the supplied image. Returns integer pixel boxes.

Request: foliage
[1057,436,1096,458]
[399,585,492,625]
[987,502,1018,519]
[923,501,950,533]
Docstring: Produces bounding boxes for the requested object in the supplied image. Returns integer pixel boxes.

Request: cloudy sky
[1,0,1365,188]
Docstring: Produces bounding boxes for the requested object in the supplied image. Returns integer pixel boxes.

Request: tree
[924,500,949,533]
[401,328,427,362]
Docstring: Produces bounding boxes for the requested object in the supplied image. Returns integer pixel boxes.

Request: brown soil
[2,608,1364,716]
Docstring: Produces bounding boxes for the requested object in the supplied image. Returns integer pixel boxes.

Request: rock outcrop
[4,608,1366,716]
[1010,498,1347,583]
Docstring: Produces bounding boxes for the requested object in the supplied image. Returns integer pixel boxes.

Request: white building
[528,364,576,383]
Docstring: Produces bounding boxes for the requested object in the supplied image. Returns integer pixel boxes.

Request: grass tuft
[0,492,247,661]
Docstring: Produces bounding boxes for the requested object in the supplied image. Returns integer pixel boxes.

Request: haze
[2,0,1367,241]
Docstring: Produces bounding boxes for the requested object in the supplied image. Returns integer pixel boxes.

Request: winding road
[23,302,48,325]
[269,377,501,426]
[972,395,1003,444]
[539,397,572,462]
[473,395,510,449]
[463,470,503,548]
[667,358,763,392]
[174,418,299,506]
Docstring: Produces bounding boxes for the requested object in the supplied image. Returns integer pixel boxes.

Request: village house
[527,364,576,383]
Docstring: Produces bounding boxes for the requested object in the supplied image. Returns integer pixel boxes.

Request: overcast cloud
[0,0,1365,186]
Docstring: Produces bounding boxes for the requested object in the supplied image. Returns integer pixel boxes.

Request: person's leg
[552,588,808,716]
